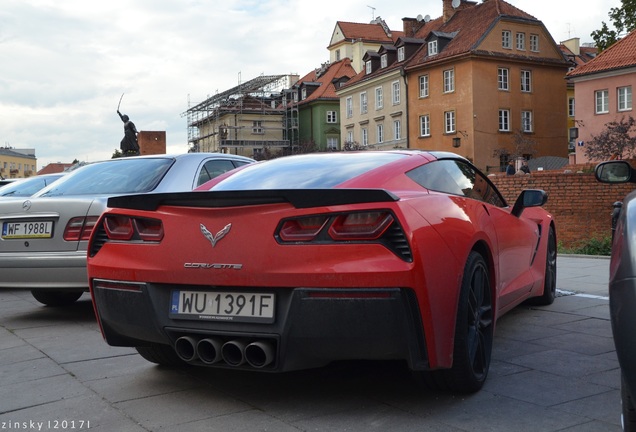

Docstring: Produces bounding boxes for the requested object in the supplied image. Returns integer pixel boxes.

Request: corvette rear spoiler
[107,189,400,211]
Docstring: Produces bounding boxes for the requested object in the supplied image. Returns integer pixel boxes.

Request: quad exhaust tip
[173,336,275,369]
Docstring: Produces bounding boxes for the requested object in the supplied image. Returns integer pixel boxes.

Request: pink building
[568,30,636,164]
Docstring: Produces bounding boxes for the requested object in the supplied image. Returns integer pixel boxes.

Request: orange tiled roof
[37,163,73,175]
[331,21,405,46]
[407,0,540,69]
[567,30,636,77]
[295,58,357,103]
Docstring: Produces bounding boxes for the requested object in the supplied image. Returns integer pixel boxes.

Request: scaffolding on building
[183,74,300,156]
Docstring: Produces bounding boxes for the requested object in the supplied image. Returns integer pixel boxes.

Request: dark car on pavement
[595,160,636,431]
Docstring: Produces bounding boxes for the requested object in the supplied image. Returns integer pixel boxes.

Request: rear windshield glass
[212,153,406,190]
[36,158,173,196]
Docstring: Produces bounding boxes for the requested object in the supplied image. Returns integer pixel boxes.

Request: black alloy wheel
[528,225,557,306]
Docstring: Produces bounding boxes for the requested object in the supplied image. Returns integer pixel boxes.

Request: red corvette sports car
[88,151,556,393]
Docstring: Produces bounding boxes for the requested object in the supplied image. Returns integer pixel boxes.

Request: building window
[293,92,298,102]
[381,54,387,68]
[397,46,405,62]
[443,69,454,93]
[522,110,533,133]
[346,96,353,118]
[326,111,337,123]
[516,32,525,50]
[420,115,430,137]
[521,70,532,92]
[394,119,401,140]
[377,124,384,143]
[346,130,353,143]
[502,30,512,49]
[569,97,575,117]
[419,75,429,98]
[252,121,264,134]
[335,49,341,61]
[596,90,609,114]
[301,88,307,100]
[360,92,368,114]
[365,61,372,74]
[428,40,438,55]
[498,67,509,91]
[530,34,539,52]
[327,137,338,150]
[375,86,383,109]
[362,128,368,146]
[444,111,456,134]
[499,109,510,132]
[618,86,632,111]
[392,81,400,105]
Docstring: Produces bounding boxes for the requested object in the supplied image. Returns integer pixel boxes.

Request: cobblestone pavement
[0,256,620,431]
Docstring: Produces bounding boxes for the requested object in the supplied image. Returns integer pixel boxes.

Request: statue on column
[117,110,140,155]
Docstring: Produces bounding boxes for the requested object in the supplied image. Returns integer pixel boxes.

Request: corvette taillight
[328,211,393,240]
[102,215,164,242]
[278,216,329,242]
[64,216,99,241]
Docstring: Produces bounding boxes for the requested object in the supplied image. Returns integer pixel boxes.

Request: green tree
[592,0,636,51]
[584,116,636,160]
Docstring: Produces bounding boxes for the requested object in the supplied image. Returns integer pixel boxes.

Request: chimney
[443,0,455,23]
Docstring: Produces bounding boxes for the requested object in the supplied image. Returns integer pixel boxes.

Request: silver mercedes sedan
[0,153,253,306]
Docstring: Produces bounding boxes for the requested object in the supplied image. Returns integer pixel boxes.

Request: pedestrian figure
[506,160,515,175]
[520,160,530,174]
[117,110,140,155]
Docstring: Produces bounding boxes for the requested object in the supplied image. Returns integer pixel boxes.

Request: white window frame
[521,70,532,92]
[428,40,438,56]
[522,110,533,133]
[444,111,456,134]
[346,130,353,143]
[499,109,510,132]
[252,121,264,134]
[394,119,401,140]
[618,86,632,111]
[346,96,353,118]
[377,124,384,143]
[381,54,387,68]
[502,30,512,49]
[516,32,525,50]
[397,46,405,62]
[365,61,372,74]
[419,75,429,98]
[498,67,509,91]
[327,137,338,150]
[420,115,430,137]
[360,92,368,114]
[392,81,400,105]
[569,97,575,117]
[326,111,337,123]
[362,128,368,146]
[301,88,307,100]
[375,86,383,109]
[443,69,455,93]
[530,34,539,52]
[596,90,609,114]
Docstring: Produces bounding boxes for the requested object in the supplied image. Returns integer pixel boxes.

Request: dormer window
[428,40,438,56]
[301,88,307,100]
[365,60,372,74]
[397,47,405,62]
[381,54,387,68]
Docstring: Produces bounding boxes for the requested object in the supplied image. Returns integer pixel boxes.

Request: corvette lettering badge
[200,223,231,247]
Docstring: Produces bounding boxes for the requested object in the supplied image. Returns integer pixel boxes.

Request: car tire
[623,373,636,431]
[416,251,493,393]
[30,290,83,306]
[136,345,188,367]
[527,225,557,306]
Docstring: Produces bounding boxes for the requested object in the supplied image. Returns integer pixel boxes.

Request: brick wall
[489,171,634,248]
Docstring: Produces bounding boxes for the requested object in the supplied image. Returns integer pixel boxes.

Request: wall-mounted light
[452,137,461,148]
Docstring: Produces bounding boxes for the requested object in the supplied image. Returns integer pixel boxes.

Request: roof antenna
[367,5,376,21]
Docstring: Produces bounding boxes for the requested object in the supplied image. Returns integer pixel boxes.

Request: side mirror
[595,161,633,184]
[511,189,548,218]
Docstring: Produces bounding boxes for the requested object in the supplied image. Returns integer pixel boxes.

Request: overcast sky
[0,0,621,169]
